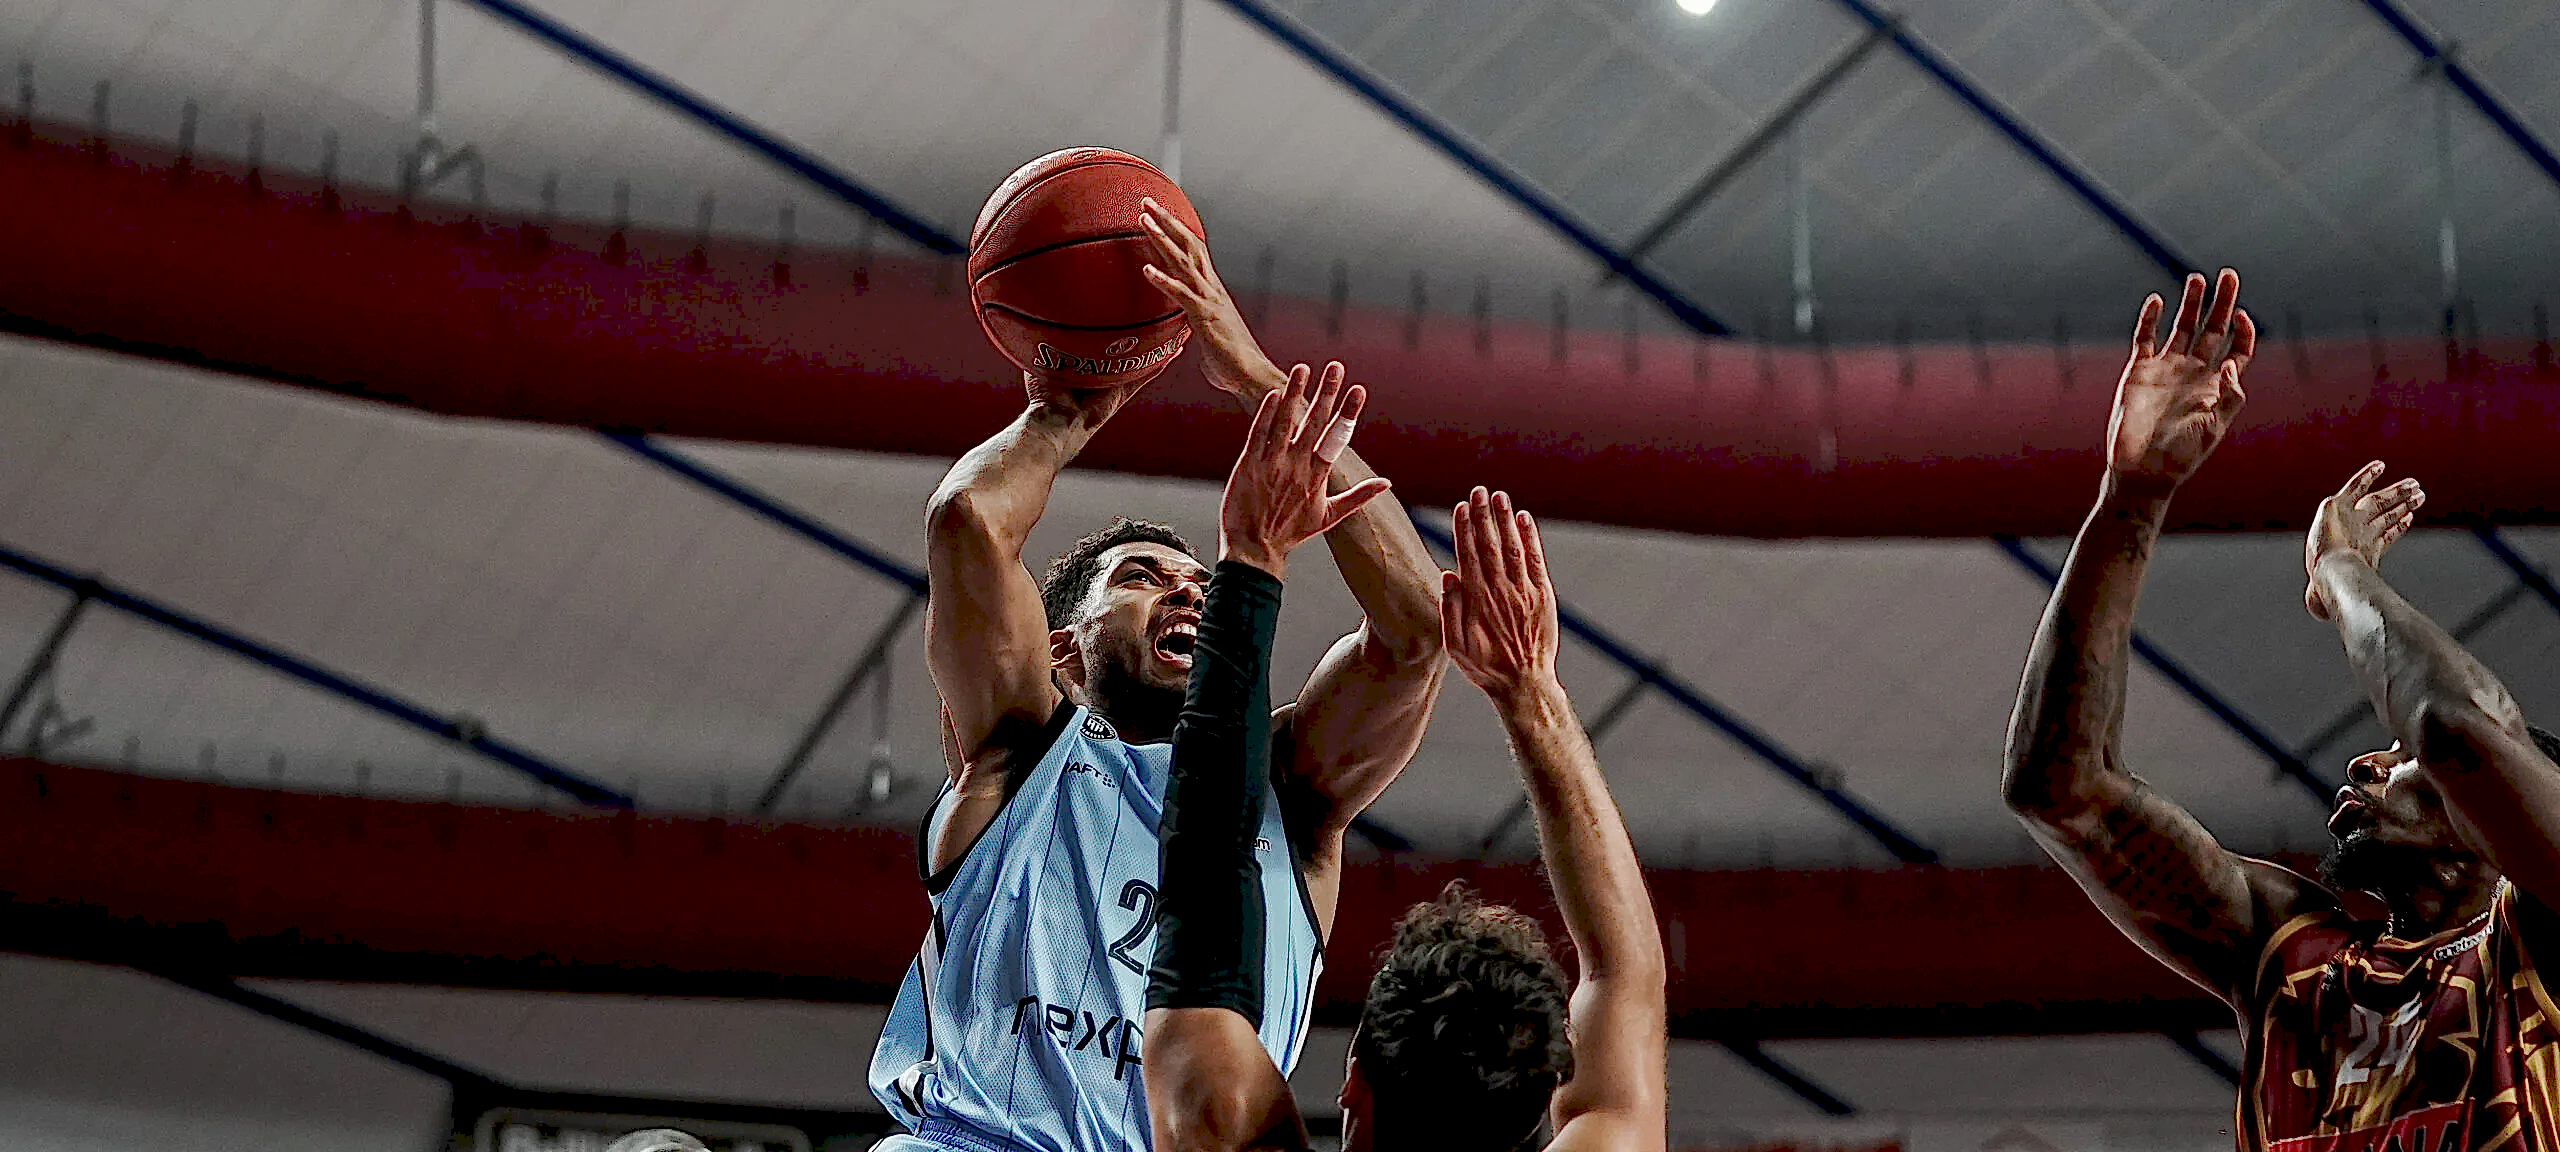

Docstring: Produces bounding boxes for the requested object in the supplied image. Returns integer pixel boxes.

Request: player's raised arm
[2307,465,2560,902]
[1441,489,1666,1152]
[1142,203,1443,913]
[922,372,1147,870]
[2003,269,2328,1004]
[1146,366,1388,1152]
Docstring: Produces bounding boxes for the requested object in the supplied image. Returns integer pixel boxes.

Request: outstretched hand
[1218,362,1391,579]
[2305,461,2426,620]
[1440,488,1561,703]
[2106,269,2256,501]
[1139,197,1276,399]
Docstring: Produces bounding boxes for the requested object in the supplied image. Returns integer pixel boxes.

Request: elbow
[2411,691,2531,777]
[925,485,1008,558]
[1369,620,1443,670]
[2000,748,2084,826]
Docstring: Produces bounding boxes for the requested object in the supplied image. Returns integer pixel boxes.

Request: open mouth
[2329,788,2367,837]
[1153,619,1198,667]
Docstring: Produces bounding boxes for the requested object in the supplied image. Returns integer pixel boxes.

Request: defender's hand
[1440,487,1561,703]
[1024,369,1153,429]
[2105,269,2256,502]
[2305,461,2425,620]
[1218,363,1391,579]
[1139,197,1278,400]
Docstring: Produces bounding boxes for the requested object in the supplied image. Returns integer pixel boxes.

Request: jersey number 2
[1107,879,1159,976]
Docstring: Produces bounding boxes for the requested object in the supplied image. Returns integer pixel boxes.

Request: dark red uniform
[2243,882,2560,1151]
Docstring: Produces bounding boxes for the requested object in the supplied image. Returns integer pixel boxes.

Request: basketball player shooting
[2005,268,2560,1146]
[867,201,1445,1150]
[1146,483,1666,1152]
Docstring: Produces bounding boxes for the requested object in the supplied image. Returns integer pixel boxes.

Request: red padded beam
[0,758,2211,1031]
[2,128,2550,537]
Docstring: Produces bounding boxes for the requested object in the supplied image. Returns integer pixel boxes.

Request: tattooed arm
[2003,270,2332,1006]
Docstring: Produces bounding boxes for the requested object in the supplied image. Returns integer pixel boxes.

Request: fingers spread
[1316,477,1394,534]
[2227,308,2258,374]
[1316,385,1364,463]
[1247,383,1286,456]
[2166,273,2207,356]
[1299,362,1348,446]
[2197,267,2240,361]
[2338,460,2387,502]
[2131,293,2164,361]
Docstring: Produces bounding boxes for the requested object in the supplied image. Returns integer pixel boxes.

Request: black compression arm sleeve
[1146,560,1283,1025]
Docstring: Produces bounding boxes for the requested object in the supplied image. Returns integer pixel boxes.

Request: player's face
[2325,743,2465,891]
[1070,542,1209,693]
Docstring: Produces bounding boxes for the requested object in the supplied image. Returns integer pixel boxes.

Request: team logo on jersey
[1103,336,1142,355]
[1083,714,1119,741]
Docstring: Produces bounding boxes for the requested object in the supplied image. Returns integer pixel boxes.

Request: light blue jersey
[870,702,1323,1152]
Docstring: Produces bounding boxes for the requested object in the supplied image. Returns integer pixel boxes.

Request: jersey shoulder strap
[919,698,1079,894]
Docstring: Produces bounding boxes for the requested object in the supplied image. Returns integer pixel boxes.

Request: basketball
[968,147,1205,387]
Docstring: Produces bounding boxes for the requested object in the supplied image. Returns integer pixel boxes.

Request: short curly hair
[1038,517,1195,631]
[1355,883,1573,1152]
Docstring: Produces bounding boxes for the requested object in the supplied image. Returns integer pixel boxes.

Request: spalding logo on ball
[968,148,1202,387]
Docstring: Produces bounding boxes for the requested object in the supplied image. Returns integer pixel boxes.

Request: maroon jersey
[2241,882,2560,1151]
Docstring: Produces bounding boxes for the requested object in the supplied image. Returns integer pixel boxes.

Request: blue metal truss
[0,541,631,807]
[1206,0,1734,337]
[1820,0,2194,281]
[1412,517,1938,865]
[458,0,963,256]
[2351,0,2560,193]
[1992,536,2331,805]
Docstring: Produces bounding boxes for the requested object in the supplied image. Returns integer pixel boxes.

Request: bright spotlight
[1676,0,1717,13]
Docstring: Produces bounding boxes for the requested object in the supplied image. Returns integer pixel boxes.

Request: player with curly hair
[1145,482,1666,1152]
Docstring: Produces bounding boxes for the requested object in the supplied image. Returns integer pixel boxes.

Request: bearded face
[2322,743,2467,896]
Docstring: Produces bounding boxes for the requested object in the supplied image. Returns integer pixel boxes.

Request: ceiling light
[1676,0,1717,13]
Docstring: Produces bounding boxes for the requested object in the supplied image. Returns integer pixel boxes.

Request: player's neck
[2382,861,2499,940]
[1070,674,1181,745]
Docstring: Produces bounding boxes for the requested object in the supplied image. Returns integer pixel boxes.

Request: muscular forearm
[2318,552,2530,771]
[2005,487,2169,813]
[927,402,1100,552]
[1496,675,1662,983]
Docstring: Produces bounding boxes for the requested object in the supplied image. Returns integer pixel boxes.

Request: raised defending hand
[1439,488,1561,703]
[1138,197,1274,399]
[2305,461,2426,620]
[1219,362,1391,579]
[2106,269,2256,501]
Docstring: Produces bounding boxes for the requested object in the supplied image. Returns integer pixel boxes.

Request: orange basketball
[968,148,1205,387]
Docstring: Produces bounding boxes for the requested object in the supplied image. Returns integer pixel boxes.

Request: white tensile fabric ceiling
[2,0,2554,340]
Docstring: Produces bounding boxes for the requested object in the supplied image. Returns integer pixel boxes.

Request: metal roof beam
[1993,536,2331,805]
[601,432,928,595]
[2473,527,2560,620]
[1609,17,1899,283]
[2353,0,2560,193]
[1207,0,1735,336]
[1415,517,1938,865]
[456,0,963,256]
[0,541,631,807]
[1820,0,2194,281]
